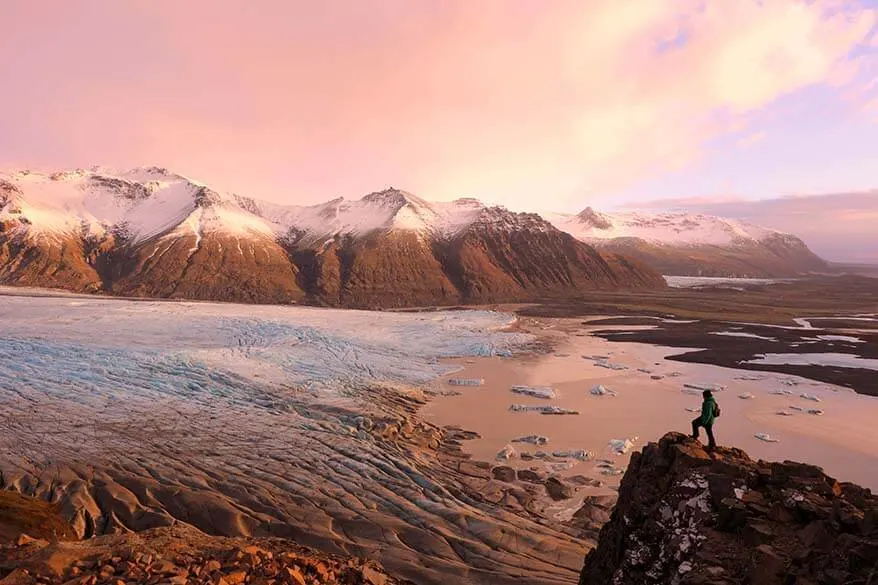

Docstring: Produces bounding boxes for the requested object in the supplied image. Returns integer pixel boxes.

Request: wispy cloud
[736,131,767,149]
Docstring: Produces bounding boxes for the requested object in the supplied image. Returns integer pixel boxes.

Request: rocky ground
[580,433,878,585]
[0,524,398,585]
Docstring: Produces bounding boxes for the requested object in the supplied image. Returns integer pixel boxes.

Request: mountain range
[0,167,827,306]
[547,207,828,278]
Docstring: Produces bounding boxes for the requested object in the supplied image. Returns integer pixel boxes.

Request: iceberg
[590,384,617,397]
[594,361,629,371]
[448,378,484,386]
[496,444,517,461]
[551,449,592,461]
[509,404,579,415]
[608,438,637,455]
[512,435,549,445]
[754,433,779,442]
[511,385,556,399]
[683,382,725,392]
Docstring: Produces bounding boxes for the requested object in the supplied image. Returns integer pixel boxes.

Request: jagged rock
[516,469,543,483]
[579,432,878,585]
[491,466,517,482]
[544,477,573,501]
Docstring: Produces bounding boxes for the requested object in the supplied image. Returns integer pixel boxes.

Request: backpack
[714,403,721,418]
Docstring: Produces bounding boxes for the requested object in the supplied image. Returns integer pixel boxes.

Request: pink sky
[1,1,876,212]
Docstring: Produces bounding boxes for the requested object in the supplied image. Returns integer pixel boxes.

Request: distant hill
[546,206,828,278]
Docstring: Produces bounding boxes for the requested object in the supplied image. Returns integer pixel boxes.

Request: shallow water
[423,319,878,490]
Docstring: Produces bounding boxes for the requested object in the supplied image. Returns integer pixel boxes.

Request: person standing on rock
[691,390,719,451]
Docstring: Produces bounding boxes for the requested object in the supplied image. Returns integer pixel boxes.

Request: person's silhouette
[691,390,719,451]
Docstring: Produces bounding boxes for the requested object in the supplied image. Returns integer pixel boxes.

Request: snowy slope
[0,168,490,245]
[545,207,778,247]
[0,167,280,245]
[2,167,798,250]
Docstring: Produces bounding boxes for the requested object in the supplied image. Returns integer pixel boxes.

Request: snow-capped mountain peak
[548,208,778,247]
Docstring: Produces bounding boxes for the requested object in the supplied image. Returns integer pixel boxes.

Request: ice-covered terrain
[0,292,590,585]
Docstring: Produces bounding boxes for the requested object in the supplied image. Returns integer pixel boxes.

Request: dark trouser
[691,417,716,449]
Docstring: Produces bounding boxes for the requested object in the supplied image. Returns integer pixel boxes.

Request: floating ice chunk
[789,405,803,411]
[736,374,767,381]
[682,387,702,395]
[685,407,700,413]
[581,354,610,361]
[590,384,617,397]
[448,378,484,386]
[512,434,549,445]
[755,433,779,442]
[496,444,517,460]
[598,463,625,476]
[779,378,800,386]
[539,407,579,415]
[608,438,637,455]
[594,360,628,370]
[637,368,653,374]
[817,335,864,343]
[684,382,725,392]
[769,389,794,395]
[800,393,821,402]
[552,449,592,461]
[554,353,571,357]
[650,374,664,380]
[807,408,825,416]
[509,404,579,415]
[776,411,795,416]
[711,331,777,341]
[511,385,556,399]
[667,371,684,377]
[738,392,755,399]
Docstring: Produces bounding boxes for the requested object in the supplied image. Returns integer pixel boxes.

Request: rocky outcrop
[1,524,398,584]
[580,432,878,585]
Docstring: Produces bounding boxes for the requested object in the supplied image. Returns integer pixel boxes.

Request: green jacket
[700,396,718,426]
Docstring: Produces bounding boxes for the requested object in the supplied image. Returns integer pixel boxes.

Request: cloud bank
[0,1,875,210]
